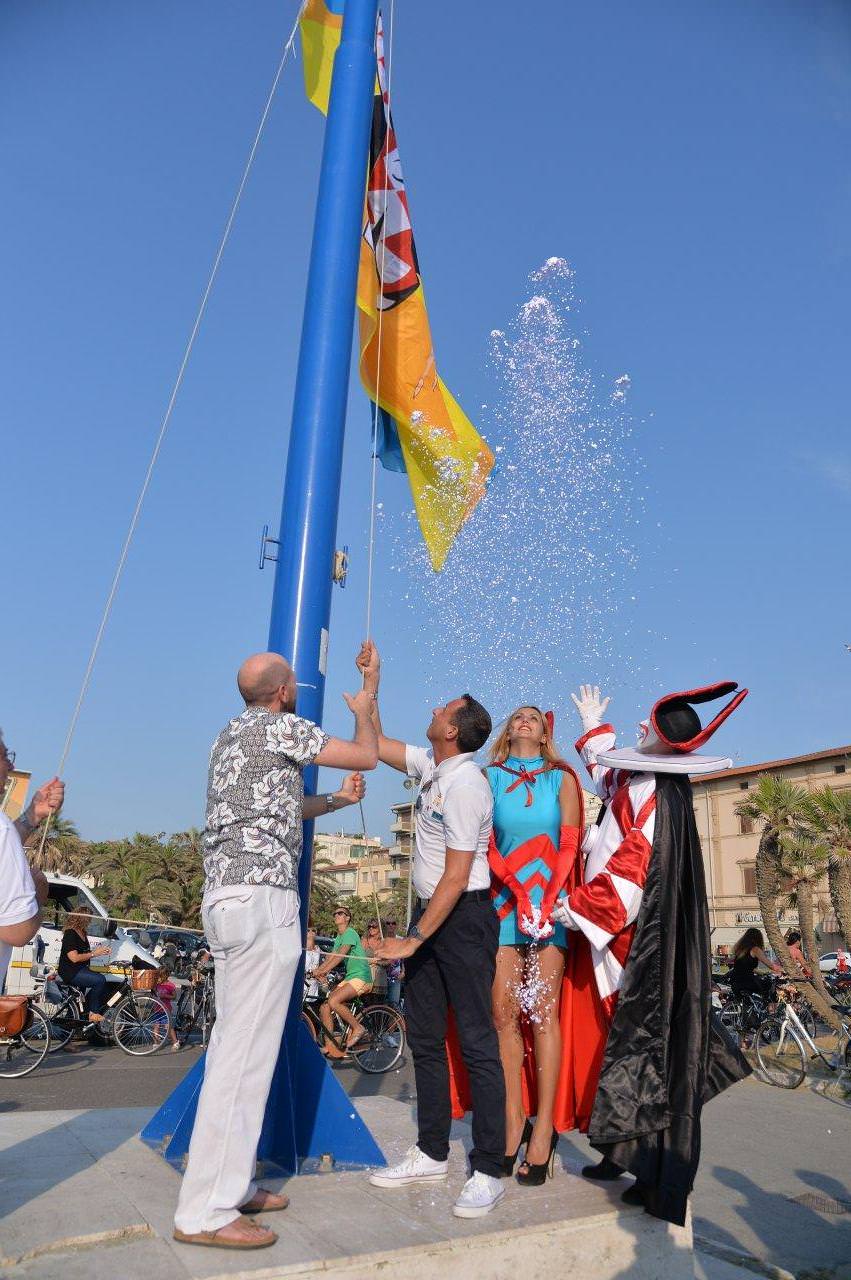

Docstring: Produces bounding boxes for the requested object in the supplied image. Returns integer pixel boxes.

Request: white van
[2,873,160,995]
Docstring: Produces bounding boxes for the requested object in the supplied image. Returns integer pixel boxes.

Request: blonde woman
[486,707,583,1185]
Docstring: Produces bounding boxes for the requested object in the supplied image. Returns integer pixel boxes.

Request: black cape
[588,772,751,1226]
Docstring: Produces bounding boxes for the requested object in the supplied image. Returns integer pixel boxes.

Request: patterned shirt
[203,707,329,895]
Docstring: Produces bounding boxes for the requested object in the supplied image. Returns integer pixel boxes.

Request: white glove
[550,895,575,928]
[570,684,611,732]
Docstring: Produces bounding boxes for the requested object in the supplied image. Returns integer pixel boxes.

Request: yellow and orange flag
[300,0,494,571]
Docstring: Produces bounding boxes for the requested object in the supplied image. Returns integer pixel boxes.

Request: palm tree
[25,816,88,876]
[309,855,340,924]
[737,776,840,1032]
[777,830,834,1012]
[157,872,205,929]
[110,859,173,920]
[804,788,851,949]
[735,777,805,971]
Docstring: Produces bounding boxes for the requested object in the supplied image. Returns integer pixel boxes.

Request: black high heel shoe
[503,1117,533,1177]
[516,1127,559,1186]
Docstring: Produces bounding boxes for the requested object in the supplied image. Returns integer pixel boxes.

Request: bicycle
[173,960,216,1047]
[718,976,817,1046]
[30,963,172,1056]
[0,998,51,1078]
[301,978,405,1074]
[755,979,851,1095]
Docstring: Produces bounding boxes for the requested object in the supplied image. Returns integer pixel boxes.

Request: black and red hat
[597,681,749,775]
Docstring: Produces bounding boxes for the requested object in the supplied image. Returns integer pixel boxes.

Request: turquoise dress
[487,755,567,948]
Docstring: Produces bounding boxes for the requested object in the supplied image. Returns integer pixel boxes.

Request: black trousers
[405,893,505,1178]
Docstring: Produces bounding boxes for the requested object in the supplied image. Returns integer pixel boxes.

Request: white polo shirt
[405,746,493,899]
[0,814,38,993]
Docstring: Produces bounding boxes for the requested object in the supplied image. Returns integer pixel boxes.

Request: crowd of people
[166,644,751,1249]
[1,648,753,1253]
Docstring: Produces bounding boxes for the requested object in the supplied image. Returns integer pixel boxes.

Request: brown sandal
[173,1222,277,1250]
[239,1191,289,1214]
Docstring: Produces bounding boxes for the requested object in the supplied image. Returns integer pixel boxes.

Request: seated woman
[486,706,583,1186]
[58,911,111,1021]
[312,906,372,1056]
[730,927,781,999]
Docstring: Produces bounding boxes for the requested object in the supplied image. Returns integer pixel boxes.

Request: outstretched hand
[356,640,380,692]
[342,688,376,718]
[570,684,611,731]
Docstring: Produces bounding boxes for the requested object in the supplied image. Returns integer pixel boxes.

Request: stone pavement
[2,1056,849,1278]
[0,1095,708,1280]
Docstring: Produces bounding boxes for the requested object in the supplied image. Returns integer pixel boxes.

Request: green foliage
[28,825,205,929]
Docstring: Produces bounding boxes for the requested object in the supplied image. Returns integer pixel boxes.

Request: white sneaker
[369,1145,449,1188]
[452,1171,506,1218]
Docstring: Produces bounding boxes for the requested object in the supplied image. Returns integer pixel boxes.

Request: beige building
[1,769,31,820]
[355,847,396,903]
[388,800,414,896]
[692,745,850,952]
[313,831,383,900]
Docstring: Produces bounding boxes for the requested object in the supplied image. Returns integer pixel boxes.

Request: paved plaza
[0,1046,849,1278]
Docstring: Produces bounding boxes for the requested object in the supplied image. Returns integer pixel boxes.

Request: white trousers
[174,885,301,1234]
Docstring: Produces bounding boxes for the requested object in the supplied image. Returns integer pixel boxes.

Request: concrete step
[0,1098,696,1280]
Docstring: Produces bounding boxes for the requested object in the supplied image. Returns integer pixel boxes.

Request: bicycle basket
[131,969,159,991]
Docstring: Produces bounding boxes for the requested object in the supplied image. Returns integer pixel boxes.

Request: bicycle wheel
[795,1002,817,1042]
[350,1004,405,1074]
[755,1017,806,1088]
[0,1007,51,1077]
[31,999,75,1051]
[719,1000,744,1045]
[113,994,171,1056]
[301,1010,319,1041]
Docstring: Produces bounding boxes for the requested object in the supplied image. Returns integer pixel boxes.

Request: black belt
[414,888,491,910]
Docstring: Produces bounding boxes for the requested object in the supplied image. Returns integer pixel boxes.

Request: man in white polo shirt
[358,642,506,1220]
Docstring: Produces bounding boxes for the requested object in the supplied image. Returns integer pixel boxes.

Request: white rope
[50,4,306,790]
[363,0,396,641]
[34,4,306,861]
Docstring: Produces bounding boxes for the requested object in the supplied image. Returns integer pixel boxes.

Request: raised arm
[314,689,378,771]
[355,639,408,772]
[571,684,620,804]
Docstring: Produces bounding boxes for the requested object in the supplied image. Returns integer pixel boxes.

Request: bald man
[174,651,378,1251]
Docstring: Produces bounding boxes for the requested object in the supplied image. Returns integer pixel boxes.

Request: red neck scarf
[496,760,555,807]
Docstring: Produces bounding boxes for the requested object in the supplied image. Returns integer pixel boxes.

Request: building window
[834,764,846,775]
[739,781,749,791]
[738,814,754,835]
[742,865,757,895]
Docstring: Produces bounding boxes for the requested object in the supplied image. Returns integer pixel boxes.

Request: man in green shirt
[313,906,373,1056]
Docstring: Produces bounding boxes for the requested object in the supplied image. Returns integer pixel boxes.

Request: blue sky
[2,0,850,844]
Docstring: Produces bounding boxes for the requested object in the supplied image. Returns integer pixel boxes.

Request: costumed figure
[486,706,584,1185]
[551,681,752,1226]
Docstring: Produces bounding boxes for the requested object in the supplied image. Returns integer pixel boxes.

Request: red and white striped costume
[561,722,656,1013]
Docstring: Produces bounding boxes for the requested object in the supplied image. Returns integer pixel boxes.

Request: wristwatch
[409,924,425,943]
[324,793,336,812]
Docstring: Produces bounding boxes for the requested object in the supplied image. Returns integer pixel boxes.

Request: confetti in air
[381,256,647,720]
[514,945,553,1025]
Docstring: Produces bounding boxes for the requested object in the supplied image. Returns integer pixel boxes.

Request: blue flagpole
[143,0,384,1173]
